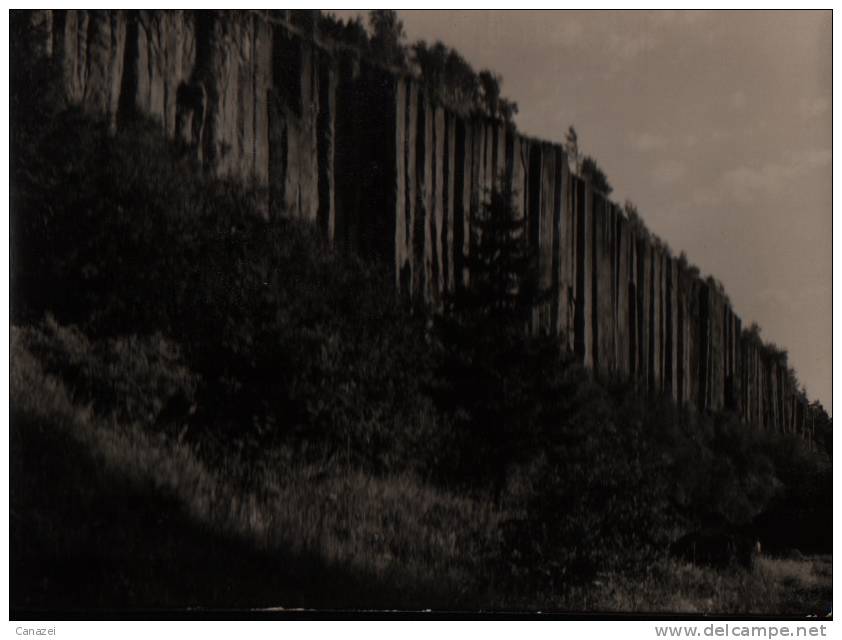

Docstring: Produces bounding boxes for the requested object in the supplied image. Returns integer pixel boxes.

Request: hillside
[9,97,831,615]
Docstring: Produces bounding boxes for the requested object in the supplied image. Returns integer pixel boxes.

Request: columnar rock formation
[21,9,824,442]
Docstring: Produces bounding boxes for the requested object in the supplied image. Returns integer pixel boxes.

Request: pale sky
[337,10,832,413]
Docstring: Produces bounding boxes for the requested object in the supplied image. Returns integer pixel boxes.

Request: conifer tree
[433,183,552,499]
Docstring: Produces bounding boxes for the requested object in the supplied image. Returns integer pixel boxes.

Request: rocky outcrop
[20,9,824,443]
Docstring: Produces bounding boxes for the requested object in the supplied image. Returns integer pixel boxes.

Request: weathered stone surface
[615,214,632,377]
[649,246,662,393]
[454,116,471,290]
[572,176,592,368]
[431,105,446,303]
[394,77,410,292]
[635,236,651,390]
[443,111,457,294]
[420,92,434,304]
[124,11,197,138]
[553,145,573,346]
[592,193,614,376]
[537,143,558,334]
[316,47,336,236]
[52,10,127,129]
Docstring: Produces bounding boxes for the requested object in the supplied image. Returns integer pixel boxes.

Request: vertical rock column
[394,77,410,294]
[267,20,321,218]
[591,193,617,376]
[454,107,472,291]
[664,257,679,402]
[328,50,358,246]
[573,176,593,368]
[442,111,457,295]
[121,11,196,137]
[537,143,558,334]
[674,266,689,407]
[430,105,446,305]
[253,16,273,187]
[418,91,433,304]
[626,231,639,379]
[316,47,336,237]
[708,287,726,411]
[553,145,573,344]
[635,237,651,391]
[52,10,127,130]
[648,245,662,394]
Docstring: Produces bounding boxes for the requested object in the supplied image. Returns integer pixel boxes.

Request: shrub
[500,376,672,587]
[11,106,446,476]
[15,317,198,429]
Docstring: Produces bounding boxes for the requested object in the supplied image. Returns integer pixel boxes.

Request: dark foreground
[11,330,831,617]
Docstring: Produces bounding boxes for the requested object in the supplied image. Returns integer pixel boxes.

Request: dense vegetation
[9,38,831,613]
[319,10,519,121]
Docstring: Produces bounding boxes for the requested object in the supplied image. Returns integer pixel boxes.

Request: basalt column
[395,77,419,297]
[356,64,399,265]
[442,111,457,294]
[417,88,433,304]
[707,287,726,411]
[317,47,336,239]
[454,115,473,291]
[636,236,651,391]
[592,193,617,376]
[120,11,197,139]
[333,58,398,267]
[613,209,631,377]
[573,176,593,368]
[675,266,693,407]
[333,49,360,251]
[664,257,678,402]
[648,246,663,394]
[531,143,557,334]
[552,145,573,344]
[627,232,639,379]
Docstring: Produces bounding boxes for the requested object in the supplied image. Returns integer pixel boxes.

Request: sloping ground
[583,556,832,617]
[10,324,832,617]
[10,327,502,614]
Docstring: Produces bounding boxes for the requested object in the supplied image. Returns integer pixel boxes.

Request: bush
[11,106,445,475]
[500,376,671,587]
[16,317,197,429]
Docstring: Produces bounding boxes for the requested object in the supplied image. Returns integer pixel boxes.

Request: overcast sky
[337,10,832,412]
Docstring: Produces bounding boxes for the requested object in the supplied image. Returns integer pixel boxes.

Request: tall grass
[11,325,504,610]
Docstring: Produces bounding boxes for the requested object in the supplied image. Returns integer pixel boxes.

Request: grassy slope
[589,556,831,616]
[10,327,831,615]
[10,328,502,612]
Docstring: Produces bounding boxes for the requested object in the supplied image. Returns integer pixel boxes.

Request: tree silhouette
[565,126,580,173]
[412,40,449,95]
[581,155,613,195]
[319,12,369,50]
[478,70,501,119]
[476,70,518,122]
[444,49,479,111]
[433,184,550,499]
[368,10,407,68]
[459,186,541,324]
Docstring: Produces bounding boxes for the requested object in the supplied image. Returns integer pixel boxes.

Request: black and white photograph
[6,8,833,622]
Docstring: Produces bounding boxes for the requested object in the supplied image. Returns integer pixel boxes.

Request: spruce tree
[433,184,552,499]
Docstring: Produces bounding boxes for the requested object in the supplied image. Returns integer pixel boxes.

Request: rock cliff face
[22,9,822,442]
